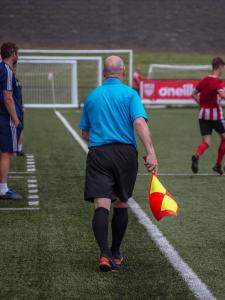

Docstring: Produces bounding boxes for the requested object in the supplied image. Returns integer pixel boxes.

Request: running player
[133,66,143,94]
[191,57,225,175]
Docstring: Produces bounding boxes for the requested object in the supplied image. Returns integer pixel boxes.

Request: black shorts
[85,143,138,203]
[199,119,225,136]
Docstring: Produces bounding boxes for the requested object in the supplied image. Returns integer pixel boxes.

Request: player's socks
[92,207,111,257]
[196,142,209,156]
[18,144,22,152]
[111,207,128,258]
[216,139,225,166]
[0,183,9,195]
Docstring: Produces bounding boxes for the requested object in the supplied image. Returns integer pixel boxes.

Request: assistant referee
[80,56,158,272]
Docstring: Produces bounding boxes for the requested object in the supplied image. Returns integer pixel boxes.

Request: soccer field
[0,107,224,299]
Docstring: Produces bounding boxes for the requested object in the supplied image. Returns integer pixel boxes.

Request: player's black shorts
[199,119,225,136]
[85,143,138,203]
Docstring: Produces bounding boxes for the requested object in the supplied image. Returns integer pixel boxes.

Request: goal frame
[148,64,212,79]
[18,56,103,108]
[19,49,133,87]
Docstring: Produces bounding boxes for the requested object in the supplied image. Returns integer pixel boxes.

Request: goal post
[141,63,224,106]
[148,64,212,80]
[18,56,103,108]
[19,49,133,87]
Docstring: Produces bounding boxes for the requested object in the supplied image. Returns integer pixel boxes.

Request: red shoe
[99,256,120,272]
[113,254,123,267]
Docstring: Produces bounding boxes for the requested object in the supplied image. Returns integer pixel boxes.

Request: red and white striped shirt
[195,75,224,120]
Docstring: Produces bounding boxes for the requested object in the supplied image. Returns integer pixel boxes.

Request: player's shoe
[0,189,23,200]
[112,253,123,267]
[212,164,223,175]
[191,155,199,174]
[17,150,26,157]
[99,256,120,272]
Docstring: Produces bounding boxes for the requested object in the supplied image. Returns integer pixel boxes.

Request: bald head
[103,56,125,79]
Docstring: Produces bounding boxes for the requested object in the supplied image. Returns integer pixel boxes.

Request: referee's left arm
[79,102,90,141]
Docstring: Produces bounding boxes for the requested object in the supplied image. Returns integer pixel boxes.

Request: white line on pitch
[28,179,37,183]
[28,189,38,193]
[55,109,217,300]
[28,195,39,200]
[9,176,25,179]
[138,173,224,176]
[28,184,37,188]
[0,207,40,211]
[9,171,31,174]
[28,201,39,206]
[128,198,216,300]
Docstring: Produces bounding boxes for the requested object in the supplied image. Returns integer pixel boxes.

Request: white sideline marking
[138,172,224,177]
[128,198,216,300]
[55,110,217,300]
[28,195,39,200]
[29,189,38,194]
[28,184,37,188]
[27,165,35,168]
[28,179,37,183]
[9,171,31,174]
[0,207,40,211]
[28,201,39,206]
[26,155,40,208]
[55,110,88,153]
[9,176,25,179]
[27,169,36,172]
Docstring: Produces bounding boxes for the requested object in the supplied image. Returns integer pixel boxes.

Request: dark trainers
[212,164,223,175]
[99,256,120,272]
[112,253,123,266]
[17,150,26,157]
[191,155,199,174]
[0,189,23,200]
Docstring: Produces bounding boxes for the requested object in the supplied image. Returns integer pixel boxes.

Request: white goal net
[141,63,225,106]
[148,64,212,80]
[18,49,133,108]
[18,56,103,108]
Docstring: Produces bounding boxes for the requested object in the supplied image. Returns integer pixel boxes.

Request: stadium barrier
[140,79,225,106]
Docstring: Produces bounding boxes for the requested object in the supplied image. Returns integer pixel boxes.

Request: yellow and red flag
[148,174,178,221]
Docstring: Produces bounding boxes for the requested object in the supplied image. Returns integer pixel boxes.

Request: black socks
[92,207,111,257]
[92,206,128,257]
[111,208,128,255]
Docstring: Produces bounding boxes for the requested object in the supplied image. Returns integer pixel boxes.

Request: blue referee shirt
[79,77,148,148]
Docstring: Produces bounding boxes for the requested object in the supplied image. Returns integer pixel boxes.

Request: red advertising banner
[141,79,225,104]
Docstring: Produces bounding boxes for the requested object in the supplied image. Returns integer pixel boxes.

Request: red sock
[216,139,225,165]
[196,142,209,156]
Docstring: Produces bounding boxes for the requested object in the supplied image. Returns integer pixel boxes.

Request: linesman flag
[148,174,178,221]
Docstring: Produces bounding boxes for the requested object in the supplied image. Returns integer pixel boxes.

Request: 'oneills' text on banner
[141,79,225,103]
